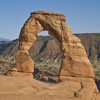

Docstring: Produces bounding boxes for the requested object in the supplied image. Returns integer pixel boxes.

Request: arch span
[15,11,94,80]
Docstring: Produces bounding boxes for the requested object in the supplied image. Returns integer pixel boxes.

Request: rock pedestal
[15,51,34,73]
[7,51,34,77]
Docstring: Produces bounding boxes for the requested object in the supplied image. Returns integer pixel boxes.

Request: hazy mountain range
[0,38,11,42]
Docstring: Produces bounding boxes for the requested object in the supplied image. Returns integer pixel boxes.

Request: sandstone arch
[6,11,100,99]
[16,11,94,79]
[14,11,94,80]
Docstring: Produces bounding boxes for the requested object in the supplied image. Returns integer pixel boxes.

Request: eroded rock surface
[0,75,99,100]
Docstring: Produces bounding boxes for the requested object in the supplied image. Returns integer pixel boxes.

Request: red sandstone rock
[15,11,95,79]
[10,67,18,72]
[0,75,99,100]
[7,71,33,77]
[16,51,34,73]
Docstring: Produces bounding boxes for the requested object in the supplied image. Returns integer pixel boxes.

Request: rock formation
[6,11,99,99]
[14,11,94,78]
[0,75,99,100]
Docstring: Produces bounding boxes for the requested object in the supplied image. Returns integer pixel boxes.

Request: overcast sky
[0,0,100,40]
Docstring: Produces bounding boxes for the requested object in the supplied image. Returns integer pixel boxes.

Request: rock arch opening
[38,31,49,36]
[8,11,94,81]
[29,30,62,82]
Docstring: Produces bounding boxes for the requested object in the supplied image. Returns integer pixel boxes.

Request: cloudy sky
[0,0,100,40]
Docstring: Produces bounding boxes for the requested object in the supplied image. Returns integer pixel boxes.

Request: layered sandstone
[14,11,94,79]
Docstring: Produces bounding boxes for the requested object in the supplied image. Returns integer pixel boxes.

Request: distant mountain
[0,34,100,80]
[0,38,11,42]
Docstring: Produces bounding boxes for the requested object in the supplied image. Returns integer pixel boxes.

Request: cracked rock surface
[0,75,99,100]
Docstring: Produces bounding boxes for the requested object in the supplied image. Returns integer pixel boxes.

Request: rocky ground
[0,75,100,100]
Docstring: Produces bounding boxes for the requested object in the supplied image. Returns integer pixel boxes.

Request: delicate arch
[15,11,94,80]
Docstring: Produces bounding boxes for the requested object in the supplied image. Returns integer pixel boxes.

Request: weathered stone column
[60,23,94,79]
